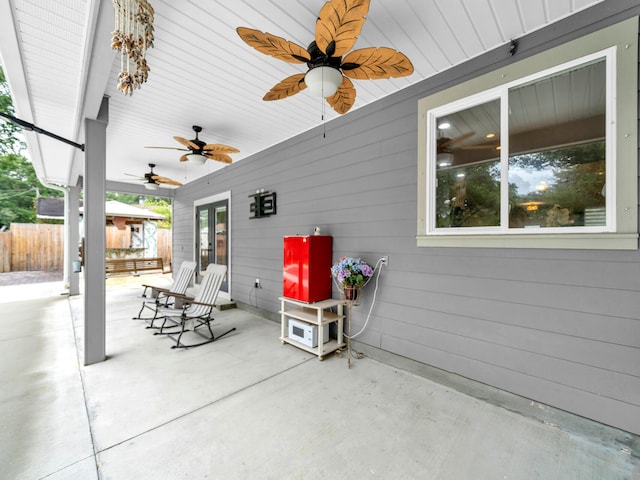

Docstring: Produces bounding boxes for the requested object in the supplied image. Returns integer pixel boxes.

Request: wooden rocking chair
[132,260,196,327]
[155,264,235,349]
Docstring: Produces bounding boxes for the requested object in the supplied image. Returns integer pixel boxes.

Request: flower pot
[343,286,361,305]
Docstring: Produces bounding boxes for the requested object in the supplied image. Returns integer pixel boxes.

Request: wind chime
[111,0,155,95]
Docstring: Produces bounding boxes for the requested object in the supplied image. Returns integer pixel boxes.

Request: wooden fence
[3,223,172,272]
[0,232,11,273]
[9,224,63,272]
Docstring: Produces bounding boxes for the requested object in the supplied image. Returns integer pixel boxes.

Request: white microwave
[288,318,329,348]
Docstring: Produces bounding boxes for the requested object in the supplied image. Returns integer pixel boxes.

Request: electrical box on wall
[283,235,332,303]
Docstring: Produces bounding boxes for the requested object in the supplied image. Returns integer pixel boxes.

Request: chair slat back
[170,261,196,294]
[186,264,227,317]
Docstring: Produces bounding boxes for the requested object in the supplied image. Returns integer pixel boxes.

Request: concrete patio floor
[0,275,638,479]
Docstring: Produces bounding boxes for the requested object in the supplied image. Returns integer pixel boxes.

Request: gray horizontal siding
[381,334,640,433]
[173,1,640,434]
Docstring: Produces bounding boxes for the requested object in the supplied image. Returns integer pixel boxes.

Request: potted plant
[331,257,374,303]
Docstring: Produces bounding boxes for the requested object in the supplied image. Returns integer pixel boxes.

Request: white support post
[67,184,80,296]
[83,96,108,365]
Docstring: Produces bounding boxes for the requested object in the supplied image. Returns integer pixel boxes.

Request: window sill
[416,233,638,250]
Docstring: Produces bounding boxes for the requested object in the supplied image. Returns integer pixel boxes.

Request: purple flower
[331,257,374,288]
[361,264,374,277]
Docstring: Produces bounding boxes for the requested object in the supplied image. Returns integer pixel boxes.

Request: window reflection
[432,56,608,231]
[508,143,606,228]
[435,99,501,227]
[436,160,501,227]
[508,59,606,228]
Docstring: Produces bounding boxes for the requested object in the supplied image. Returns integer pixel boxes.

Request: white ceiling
[0,0,606,190]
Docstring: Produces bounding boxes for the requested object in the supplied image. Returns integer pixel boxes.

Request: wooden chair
[132,260,196,326]
[155,264,235,349]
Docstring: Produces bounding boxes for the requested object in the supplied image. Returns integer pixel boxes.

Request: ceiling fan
[236,0,414,114]
[438,132,501,154]
[437,132,476,154]
[145,125,239,165]
[125,163,183,191]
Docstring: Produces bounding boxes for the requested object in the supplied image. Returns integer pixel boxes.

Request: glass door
[196,199,229,294]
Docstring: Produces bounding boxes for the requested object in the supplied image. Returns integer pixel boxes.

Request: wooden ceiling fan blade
[144,146,189,151]
[342,47,414,80]
[179,154,189,162]
[263,74,307,101]
[316,0,370,57]
[152,175,183,186]
[124,173,145,180]
[326,76,356,114]
[204,152,233,164]
[459,144,500,150]
[173,136,199,150]
[203,143,240,154]
[439,131,476,149]
[236,27,310,63]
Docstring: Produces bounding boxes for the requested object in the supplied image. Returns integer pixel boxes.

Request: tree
[106,192,142,204]
[0,67,23,155]
[144,197,172,228]
[509,141,606,227]
[436,160,501,228]
[0,153,63,226]
[0,66,63,228]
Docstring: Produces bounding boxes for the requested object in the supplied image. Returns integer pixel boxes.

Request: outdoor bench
[105,257,165,276]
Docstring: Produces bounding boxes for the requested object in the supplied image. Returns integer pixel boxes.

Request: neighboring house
[36,197,83,222]
[37,198,166,259]
[1,1,638,437]
[37,198,164,226]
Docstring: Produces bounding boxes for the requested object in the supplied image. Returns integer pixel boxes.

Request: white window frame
[426,50,615,236]
[417,18,638,250]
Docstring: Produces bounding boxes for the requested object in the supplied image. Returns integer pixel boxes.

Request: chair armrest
[167,293,196,309]
[169,297,213,308]
[141,284,170,298]
[187,300,216,307]
[169,293,195,301]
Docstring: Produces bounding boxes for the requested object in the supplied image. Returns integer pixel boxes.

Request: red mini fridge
[283,235,332,303]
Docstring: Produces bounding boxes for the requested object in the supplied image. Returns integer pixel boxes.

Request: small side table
[279,297,345,360]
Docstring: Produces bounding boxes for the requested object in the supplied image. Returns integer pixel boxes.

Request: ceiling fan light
[144,181,158,191]
[437,153,454,168]
[186,153,208,165]
[304,66,342,97]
